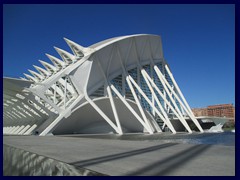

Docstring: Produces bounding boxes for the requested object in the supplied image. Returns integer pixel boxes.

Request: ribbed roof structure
[3,34,204,136]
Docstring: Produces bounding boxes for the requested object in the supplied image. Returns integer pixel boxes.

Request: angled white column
[140,69,174,132]
[106,85,123,134]
[143,69,192,133]
[126,75,154,134]
[5,127,12,134]
[110,84,154,133]
[18,125,31,135]
[164,65,204,132]
[115,43,154,134]
[8,126,18,134]
[153,67,192,132]
[155,65,204,132]
[64,77,67,109]
[165,65,192,113]
[96,58,123,135]
[24,124,37,135]
[84,90,120,134]
[132,37,172,132]
[11,126,21,134]
[128,75,176,133]
[13,125,25,134]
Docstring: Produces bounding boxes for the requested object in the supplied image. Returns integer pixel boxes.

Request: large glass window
[140,65,152,113]
[111,74,122,96]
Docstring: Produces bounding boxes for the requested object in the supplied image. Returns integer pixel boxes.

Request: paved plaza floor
[3,134,235,176]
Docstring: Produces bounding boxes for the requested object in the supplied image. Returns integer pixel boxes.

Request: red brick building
[192,104,235,123]
[207,104,235,118]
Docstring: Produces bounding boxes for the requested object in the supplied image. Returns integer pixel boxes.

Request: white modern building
[3,34,204,136]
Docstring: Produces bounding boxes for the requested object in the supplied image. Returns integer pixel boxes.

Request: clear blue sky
[3,4,235,108]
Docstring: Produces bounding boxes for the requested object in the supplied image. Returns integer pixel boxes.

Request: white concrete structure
[3,34,204,136]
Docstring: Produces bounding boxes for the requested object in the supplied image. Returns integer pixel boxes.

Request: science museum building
[3,34,204,136]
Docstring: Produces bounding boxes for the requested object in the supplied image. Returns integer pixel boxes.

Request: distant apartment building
[192,104,235,123]
[207,104,235,118]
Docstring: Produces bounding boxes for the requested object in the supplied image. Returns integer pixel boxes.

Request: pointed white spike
[28,69,43,80]
[63,37,85,57]
[23,73,38,82]
[45,53,65,69]
[54,46,75,64]
[33,65,50,77]
[39,60,57,74]
[19,77,27,80]
[64,37,95,56]
[63,37,85,50]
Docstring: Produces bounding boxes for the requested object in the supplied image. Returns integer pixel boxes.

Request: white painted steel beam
[18,125,31,135]
[96,53,123,134]
[143,69,192,133]
[84,90,120,134]
[155,65,204,132]
[10,126,20,134]
[164,65,204,132]
[128,75,176,133]
[140,69,173,131]
[110,84,154,133]
[115,44,154,134]
[13,125,25,134]
[24,124,37,135]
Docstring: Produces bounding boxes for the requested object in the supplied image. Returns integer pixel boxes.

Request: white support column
[11,126,21,134]
[5,127,9,134]
[54,83,57,104]
[96,57,123,135]
[84,89,120,134]
[106,86,123,135]
[24,124,38,135]
[163,90,167,110]
[5,127,12,134]
[4,127,9,134]
[115,43,154,134]
[151,119,162,132]
[14,125,25,135]
[150,65,155,116]
[165,65,194,115]
[12,126,20,134]
[9,127,16,134]
[145,68,192,133]
[18,125,31,135]
[128,75,176,133]
[126,75,154,134]
[64,77,67,109]
[156,65,204,132]
[140,69,174,132]
[6,127,11,134]
[40,94,85,136]
[110,84,155,133]
[122,75,126,98]
[29,88,61,113]
[165,65,204,132]
[8,126,17,134]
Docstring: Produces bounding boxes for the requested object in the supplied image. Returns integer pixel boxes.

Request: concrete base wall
[3,144,105,176]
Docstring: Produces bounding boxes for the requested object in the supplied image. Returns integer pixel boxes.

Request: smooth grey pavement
[3,135,235,176]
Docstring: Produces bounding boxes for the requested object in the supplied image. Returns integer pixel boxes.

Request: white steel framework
[3,34,204,136]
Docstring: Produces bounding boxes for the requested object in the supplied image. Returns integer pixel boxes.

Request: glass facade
[140,65,152,113]
[91,61,181,124]
[111,74,122,96]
